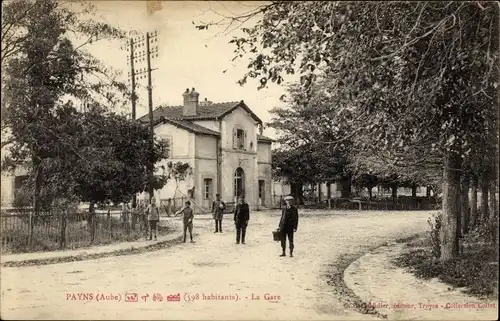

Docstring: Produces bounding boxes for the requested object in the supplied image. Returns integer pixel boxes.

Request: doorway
[234,167,245,202]
[258,180,265,206]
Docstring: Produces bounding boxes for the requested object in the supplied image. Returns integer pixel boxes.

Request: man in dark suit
[234,196,250,244]
[278,196,299,257]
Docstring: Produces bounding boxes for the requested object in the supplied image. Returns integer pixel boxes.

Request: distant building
[138,88,274,211]
[1,167,29,208]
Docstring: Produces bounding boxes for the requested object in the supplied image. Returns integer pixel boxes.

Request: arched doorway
[234,167,245,201]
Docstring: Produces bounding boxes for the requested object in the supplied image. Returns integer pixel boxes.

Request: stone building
[138,88,274,211]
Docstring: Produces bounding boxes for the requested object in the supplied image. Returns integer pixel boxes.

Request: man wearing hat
[175,201,195,243]
[278,195,299,257]
[234,196,250,244]
[212,193,226,233]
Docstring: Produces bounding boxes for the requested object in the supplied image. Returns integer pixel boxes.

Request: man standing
[147,197,160,241]
[212,193,225,233]
[278,196,299,257]
[234,196,249,244]
[175,201,195,243]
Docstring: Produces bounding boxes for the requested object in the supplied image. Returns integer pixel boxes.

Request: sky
[80,0,294,138]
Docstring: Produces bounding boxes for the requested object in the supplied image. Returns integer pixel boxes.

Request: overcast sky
[82,1,294,138]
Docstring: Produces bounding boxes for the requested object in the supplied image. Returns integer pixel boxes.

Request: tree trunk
[489,179,498,221]
[326,182,332,209]
[89,202,96,244]
[480,176,489,224]
[29,159,43,249]
[59,210,67,249]
[460,176,470,235]
[339,177,351,198]
[368,187,373,199]
[426,186,431,197]
[411,185,417,198]
[291,182,304,205]
[391,184,398,201]
[440,152,462,261]
[470,176,478,228]
[490,181,498,247]
[318,183,322,203]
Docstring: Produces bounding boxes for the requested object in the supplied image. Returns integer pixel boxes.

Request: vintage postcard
[1,1,498,320]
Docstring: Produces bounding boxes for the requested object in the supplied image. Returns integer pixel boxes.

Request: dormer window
[233,127,247,150]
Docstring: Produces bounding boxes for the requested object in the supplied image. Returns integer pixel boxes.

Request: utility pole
[129,38,137,120]
[146,31,155,201]
[123,30,159,203]
[145,30,159,201]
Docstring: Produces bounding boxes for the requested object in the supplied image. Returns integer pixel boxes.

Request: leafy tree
[1,0,130,246]
[199,1,499,260]
[268,82,353,197]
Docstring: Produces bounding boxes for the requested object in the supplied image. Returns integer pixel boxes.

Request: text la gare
[250,293,281,301]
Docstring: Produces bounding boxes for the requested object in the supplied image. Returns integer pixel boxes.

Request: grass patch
[393,245,498,299]
[1,233,194,268]
[325,247,388,319]
[1,217,173,254]
[395,233,423,244]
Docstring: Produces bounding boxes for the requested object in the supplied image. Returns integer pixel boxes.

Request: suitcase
[272,230,281,242]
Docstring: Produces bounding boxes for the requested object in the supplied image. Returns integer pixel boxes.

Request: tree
[200,1,499,261]
[70,108,170,205]
[167,161,193,198]
[1,0,129,246]
[268,82,353,198]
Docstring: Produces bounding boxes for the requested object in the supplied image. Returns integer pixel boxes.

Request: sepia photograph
[0,1,499,320]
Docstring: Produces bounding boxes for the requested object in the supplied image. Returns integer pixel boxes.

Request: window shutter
[243,131,247,150]
[233,128,238,149]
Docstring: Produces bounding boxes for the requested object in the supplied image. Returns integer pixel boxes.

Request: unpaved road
[1,210,432,320]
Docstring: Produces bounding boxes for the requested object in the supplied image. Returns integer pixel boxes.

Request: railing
[0,209,169,254]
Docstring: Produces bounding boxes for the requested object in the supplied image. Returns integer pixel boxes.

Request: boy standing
[175,201,195,243]
[147,198,160,240]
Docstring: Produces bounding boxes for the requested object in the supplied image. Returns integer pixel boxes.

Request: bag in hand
[272,230,281,242]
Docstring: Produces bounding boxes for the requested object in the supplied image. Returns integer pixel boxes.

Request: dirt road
[1,210,432,320]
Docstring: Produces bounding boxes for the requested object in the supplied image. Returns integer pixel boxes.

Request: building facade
[138,88,274,211]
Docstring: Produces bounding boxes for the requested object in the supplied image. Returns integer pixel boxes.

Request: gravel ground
[1,210,433,320]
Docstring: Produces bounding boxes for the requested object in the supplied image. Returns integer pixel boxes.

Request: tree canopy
[198,1,499,260]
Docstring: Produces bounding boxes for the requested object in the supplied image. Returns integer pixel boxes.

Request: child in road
[175,201,195,243]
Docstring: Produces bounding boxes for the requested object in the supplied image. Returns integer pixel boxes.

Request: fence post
[107,208,111,240]
[28,209,33,249]
[131,208,137,231]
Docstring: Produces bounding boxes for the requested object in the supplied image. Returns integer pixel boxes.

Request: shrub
[427,211,442,258]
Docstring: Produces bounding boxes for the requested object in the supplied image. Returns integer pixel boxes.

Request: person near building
[175,201,195,243]
[212,193,226,233]
[234,196,250,244]
[277,195,299,257]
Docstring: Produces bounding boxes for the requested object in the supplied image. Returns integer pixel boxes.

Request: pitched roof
[139,99,268,139]
[160,118,220,136]
[139,100,263,123]
[257,134,275,143]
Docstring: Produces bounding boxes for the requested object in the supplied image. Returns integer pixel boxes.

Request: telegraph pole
[129,38,137,120]
[123,30,159,203]
[146,31,155,201]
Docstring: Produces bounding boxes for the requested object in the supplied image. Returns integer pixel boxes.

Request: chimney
[183,87,199,116]
[199,97,213,106]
